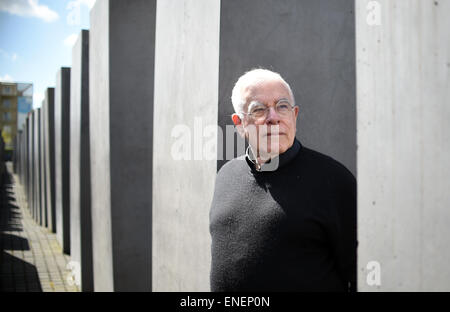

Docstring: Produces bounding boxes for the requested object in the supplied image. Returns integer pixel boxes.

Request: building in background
[0,82,33,160]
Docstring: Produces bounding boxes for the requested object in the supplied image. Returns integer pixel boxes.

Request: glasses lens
[276,103,291,115]
[249,102,292,119]
[250,107,267,118]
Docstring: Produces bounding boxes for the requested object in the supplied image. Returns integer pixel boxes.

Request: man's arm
[328,167,357,292]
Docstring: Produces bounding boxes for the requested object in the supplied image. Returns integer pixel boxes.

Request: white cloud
[11,53,18,61]
[0,74,14,82]
[0,0,59,23]
[63,33,78,47]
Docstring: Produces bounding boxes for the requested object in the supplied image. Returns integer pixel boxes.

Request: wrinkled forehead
[242,78,292,105]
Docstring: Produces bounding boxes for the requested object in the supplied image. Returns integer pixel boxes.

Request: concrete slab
[33,108,41,225]
[152,0,220,292]
[44,88,56,233]
[70,30,93,291]
[356,0,450,291]
[89,0,154,291]
[55,68,71,254]
[24,116,30,207]
[40,100,47,228]
[28,111,34,218]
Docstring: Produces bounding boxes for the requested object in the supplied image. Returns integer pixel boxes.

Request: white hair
[231,68,295,117]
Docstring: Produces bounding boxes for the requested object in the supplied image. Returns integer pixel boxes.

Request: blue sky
[0,0,95,108]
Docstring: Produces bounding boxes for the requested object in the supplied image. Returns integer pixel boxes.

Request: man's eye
[277,104,290,110]
[252,108,266,113]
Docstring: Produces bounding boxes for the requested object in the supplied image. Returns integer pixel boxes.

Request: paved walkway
[0,162,79,292]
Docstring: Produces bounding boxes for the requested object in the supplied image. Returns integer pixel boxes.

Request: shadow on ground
[0,169,42,292]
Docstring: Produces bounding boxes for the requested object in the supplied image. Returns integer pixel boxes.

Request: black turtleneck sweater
[209,139,356,292]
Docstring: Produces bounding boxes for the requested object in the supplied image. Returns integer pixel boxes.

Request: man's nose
[265,106,280,124]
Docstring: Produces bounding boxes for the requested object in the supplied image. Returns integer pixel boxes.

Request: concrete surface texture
[54,68,71,255]
[28,113,34,221]
[70,29,93,292]
[25,117,30,209]
[89,0,112,291]
[90,0,154,291]
[152,0,220,291]
[40,102,47,228]
[18,122,25,188]
[357,0,450,291]
[33,109,41,226]
[16,131,23,185]
[25,124,29,193]
[44,88,55,233]
[217,0,357,176]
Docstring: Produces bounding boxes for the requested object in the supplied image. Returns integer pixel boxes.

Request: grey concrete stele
[33,108,41,226]
[55,68,71,255]
[152,0,219,292]
[356,0,450,291]
[70,29,93,292]
[28,112,34,218]
[40,99,48,228]
[90,0,154,291]
[25,116,30,211]
[44,88,56,232]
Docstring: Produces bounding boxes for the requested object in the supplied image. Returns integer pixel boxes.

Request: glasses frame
[240,99,296,120]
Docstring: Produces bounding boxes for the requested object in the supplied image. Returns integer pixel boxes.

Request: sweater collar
[245,138,301,173]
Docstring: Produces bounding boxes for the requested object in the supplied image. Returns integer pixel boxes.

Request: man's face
[234,79,299,158]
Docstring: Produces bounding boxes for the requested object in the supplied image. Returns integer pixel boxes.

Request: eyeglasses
[242,99,295,120]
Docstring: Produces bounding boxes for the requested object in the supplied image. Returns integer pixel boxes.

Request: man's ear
[293,105,299,119]
[232,113,242,126]
[232,113,246,138]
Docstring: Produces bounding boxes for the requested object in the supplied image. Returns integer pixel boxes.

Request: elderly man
[209,68,356,292]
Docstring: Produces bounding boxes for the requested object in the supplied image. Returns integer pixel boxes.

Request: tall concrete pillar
[152,0,356,291]
[28,111,34,217]
[357,0,450,291]
[44,88,56,233]
[40,100,47,228]
[89,0,154,291]
[20,131,25,183]
[34,108,42,225]
[16,131,21,182]
[20,131,24,180]
[23,126,27,188]
[55,68,71,254]
[25,116,30,207]
[70,30,93,291]
[13,132,20,175]
[152,0,220,292]
[18,131,23,181]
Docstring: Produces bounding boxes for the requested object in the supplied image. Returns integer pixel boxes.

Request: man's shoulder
[298,146,355,183]
[216,156,248,178]
[211,157,250,206]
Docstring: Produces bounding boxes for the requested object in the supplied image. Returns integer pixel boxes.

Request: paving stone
[0,165,80,292]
